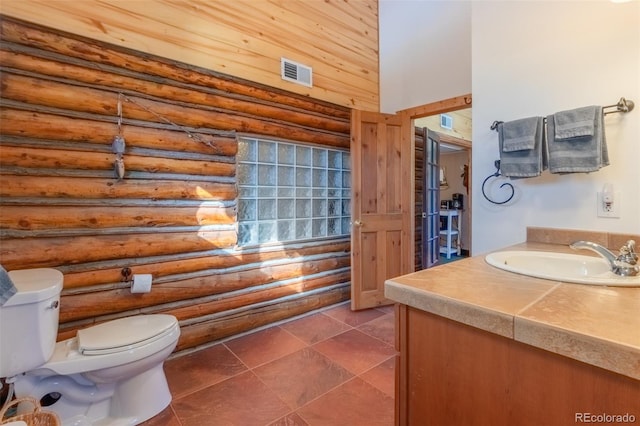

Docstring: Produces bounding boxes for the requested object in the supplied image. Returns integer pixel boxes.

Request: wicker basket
[0,397,60,426]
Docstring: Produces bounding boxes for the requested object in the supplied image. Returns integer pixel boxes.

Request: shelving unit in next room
[439,209,461,259]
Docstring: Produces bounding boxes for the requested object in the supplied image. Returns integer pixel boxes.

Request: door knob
[352,220,363,227]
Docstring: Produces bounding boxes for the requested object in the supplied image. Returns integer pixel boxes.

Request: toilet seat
[34,314,180,376]
[78,314,177,355]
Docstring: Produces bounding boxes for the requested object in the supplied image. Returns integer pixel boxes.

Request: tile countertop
[384,241,640,381]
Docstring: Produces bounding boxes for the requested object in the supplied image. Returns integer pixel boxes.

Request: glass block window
[237,138,351,246]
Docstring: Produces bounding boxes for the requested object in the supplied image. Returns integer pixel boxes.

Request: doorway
[413,108,472,270]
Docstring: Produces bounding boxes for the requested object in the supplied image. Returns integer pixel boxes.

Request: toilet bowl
[0,268,180,426]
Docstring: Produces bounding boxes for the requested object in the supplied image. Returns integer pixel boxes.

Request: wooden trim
[438,133,472,150]
[398,94,472,118]
[398,94,473,271]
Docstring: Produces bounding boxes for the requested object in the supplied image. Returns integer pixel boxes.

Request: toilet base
[109,362,171,423]
[13,362,171,426]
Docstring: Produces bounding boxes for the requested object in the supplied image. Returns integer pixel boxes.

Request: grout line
[164,305,396,425]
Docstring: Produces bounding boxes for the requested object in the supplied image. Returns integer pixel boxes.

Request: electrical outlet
[597,191,620,218]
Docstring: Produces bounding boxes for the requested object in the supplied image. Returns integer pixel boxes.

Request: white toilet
[0,268,180,426]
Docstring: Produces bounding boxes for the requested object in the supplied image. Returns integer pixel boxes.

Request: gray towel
[501,117,540,152]
[498,117,546,178]
[547,106,609,173]
[0,265,17,306]
[553,106,596,139]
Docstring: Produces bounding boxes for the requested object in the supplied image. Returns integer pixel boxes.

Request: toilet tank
[0,268,63,378]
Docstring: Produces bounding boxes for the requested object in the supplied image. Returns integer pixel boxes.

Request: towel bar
[484,97,634,205]
[603,97,634,114]
[490,97,635,132]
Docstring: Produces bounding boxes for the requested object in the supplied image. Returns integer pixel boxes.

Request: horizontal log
[164,271,351,322]
[56,285,350,347]
[2,224,236,240]
[0,50,350,134]
[0,205,236,231]
[0,199,235,209]
[174,285,350,351]
[58,256,351,321]
[0,18,351,120]
[0,145,236,177]
[60,240,350,288]
[0,230,238,270]
[1,73,349,148]
[0,108,238,157]
[0,175,237,201]
[2,168,233,184]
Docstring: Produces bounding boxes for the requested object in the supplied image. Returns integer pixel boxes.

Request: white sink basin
[485,251,640,287]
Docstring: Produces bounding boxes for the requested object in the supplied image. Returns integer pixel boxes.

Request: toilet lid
[77,314,177,355]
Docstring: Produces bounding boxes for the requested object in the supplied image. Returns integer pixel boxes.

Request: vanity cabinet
[395,305,640,426]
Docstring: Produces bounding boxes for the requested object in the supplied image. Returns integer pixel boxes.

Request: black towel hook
[481,160,515,205]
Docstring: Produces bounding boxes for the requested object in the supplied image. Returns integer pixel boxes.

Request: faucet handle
[619,240,638,264]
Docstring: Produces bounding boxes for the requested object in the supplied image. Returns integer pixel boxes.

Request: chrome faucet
[570,240,639,277]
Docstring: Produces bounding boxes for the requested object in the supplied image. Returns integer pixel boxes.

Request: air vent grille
[281,58,312,87]
[440,114,453,130]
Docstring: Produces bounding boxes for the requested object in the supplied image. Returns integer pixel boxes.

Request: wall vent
[281,58,312,87]
[440,114,453,130]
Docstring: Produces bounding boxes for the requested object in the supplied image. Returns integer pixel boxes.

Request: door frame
[397,94,472,271]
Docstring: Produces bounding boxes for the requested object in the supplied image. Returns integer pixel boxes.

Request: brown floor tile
[280,312,352,345]
[323,304,386,327]
[357,313,395,346]
[296,377,394,426]
[139,405,181,426]
[253,347,353,409]
[164,344,247,399]
[359,356,396,397]
[312,329,396,375]
[375,304,396,315]
[224,326,307,368]
[267,412,310,426]
[172,371,290,426]
[147,303,398,425]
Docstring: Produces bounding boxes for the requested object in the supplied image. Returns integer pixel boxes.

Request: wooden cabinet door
[350,110,407,310]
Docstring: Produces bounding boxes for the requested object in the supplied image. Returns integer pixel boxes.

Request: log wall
[0,16,351,353]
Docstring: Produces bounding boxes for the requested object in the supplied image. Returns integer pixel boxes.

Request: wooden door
[350,110,407,310]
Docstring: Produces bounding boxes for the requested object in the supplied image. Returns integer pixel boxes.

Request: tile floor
[142,302,397,426]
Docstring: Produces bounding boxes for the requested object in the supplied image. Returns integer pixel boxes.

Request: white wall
[379,1,639,255]
[472,1,640,254]
[379,0,472,113]
[440,151,471,250]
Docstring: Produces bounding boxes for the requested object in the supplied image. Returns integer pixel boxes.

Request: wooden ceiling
[414,108,472,143]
